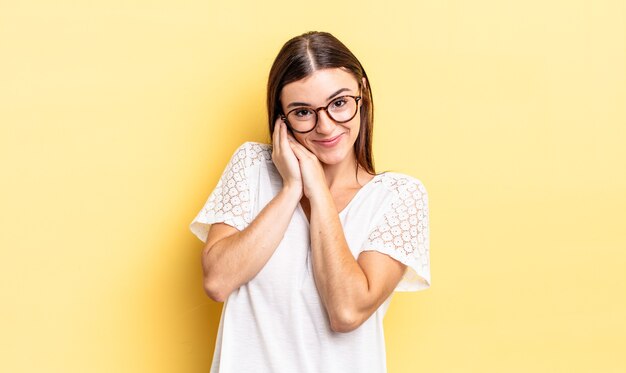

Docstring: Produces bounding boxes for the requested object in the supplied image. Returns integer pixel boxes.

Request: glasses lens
[327,96,358,123]
[287,108,317,132]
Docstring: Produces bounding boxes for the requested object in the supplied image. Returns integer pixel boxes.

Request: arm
[308,188,406,333]
[202,120,304,302]
[202,185,301,302]
[288,140,406,333]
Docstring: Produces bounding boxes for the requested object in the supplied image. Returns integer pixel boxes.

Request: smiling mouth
[316,134,343,143]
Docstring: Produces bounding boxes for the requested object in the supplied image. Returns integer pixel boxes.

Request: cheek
[350,118,362,136]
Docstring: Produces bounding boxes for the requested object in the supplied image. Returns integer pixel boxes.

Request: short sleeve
[189,142,271,243]
[361,176,431,292]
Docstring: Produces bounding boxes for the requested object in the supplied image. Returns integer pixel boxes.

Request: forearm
[308,189,370,329]
[202,185,301,300]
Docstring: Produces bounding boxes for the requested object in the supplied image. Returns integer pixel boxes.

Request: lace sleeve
[361,175,431,292]
[189,142,271,243]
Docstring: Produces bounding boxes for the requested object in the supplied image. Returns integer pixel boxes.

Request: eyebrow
[286,88,352,108]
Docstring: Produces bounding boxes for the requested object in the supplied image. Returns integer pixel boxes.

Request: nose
[315,109,335,134]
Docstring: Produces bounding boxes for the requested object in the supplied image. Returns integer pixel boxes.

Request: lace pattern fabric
[363,173,431,291]
[190,142,272,240]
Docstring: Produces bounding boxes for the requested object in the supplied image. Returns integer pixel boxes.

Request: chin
[316,154,343,165]
[311,145,353,165]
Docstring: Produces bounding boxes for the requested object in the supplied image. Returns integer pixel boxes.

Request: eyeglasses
[281,94,362,134]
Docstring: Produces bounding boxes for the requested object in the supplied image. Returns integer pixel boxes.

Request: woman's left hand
[287,137,328,199]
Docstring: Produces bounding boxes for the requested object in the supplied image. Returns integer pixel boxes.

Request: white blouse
[190,142,430,373]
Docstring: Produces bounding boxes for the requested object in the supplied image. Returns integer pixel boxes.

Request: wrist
[307,187,332,206]
[281,183,303,203]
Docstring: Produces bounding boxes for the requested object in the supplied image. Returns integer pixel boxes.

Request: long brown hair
[267,31,375,175]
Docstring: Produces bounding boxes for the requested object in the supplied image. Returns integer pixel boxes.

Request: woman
[190,31,430,373]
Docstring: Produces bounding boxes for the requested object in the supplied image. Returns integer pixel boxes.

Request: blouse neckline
[296,172,382,227]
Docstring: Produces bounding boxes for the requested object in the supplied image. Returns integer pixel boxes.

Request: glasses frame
[280,94,362,134]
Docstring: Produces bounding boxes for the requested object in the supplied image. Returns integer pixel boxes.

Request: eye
[294,108,313,118]
[331,98,348,108]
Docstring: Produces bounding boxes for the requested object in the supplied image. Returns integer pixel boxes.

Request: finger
[289,140,305,160]
[286,133,298,143]
[288,139,314,159]
[280,121,292,154]
[287,136,302,148]
[272,117,282,152]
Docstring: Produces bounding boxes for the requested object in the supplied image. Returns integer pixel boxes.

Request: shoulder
[228,141,273,169]
[373,171,428,198]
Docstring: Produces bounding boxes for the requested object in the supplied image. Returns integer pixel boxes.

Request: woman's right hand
[272,117,303,196]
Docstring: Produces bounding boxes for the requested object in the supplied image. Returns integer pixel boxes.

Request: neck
[321,151,361,190]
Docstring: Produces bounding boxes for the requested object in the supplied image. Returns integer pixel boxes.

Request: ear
[361,77,367,91]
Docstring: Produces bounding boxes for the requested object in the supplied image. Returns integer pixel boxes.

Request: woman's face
[280,68,362,166]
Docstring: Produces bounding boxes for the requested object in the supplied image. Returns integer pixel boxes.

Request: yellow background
[1,0,625,372]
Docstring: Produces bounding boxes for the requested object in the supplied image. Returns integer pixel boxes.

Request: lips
[314,133,343,145]
[314,135,343,148]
